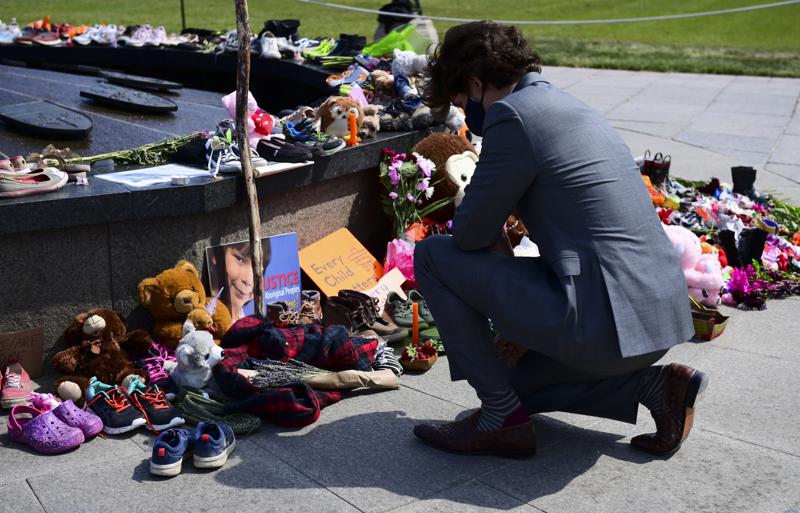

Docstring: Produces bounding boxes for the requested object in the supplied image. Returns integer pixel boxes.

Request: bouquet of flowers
[379,150,452,240]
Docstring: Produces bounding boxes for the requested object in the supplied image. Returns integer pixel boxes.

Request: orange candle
[347,111,359,146]
[412,302,420,344]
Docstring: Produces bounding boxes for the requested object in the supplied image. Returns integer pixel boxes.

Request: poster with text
[206,233,301,323]
[299,228,384,297]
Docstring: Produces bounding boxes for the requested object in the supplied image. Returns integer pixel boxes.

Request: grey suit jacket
[452,72,694,359]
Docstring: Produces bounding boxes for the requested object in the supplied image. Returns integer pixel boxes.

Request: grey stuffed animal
[169,320,225,390]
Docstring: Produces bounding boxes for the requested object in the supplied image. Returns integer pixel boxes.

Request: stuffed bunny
[169,320,225,390]
[662,225,724,306]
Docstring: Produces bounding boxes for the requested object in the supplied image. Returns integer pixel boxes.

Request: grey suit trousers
[415,235,666,424]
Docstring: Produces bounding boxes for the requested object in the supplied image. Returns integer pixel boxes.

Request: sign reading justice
[299,228,384,297]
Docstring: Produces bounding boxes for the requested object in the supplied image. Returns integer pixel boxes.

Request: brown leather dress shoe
[631,363,709,455]
[414,410,536,458]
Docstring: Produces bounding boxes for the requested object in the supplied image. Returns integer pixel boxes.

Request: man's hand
[494,334,528,367]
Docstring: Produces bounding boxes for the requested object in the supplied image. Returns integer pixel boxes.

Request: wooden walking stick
[233,0,265,318]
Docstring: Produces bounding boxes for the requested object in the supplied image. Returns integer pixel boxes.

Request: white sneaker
[120,24,152,47]
[259,35,280,59]
[94,25,119,45]
[148,26,167,46]
[72,25,101,45]
[294,38,320,49]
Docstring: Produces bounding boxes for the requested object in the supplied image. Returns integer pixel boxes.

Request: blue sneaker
[192,421,236,469]
[150,427,193,477]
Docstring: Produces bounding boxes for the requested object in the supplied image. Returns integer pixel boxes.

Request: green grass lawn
[3,0,800,76]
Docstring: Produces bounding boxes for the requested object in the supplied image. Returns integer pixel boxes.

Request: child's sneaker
[1,357,33,408]
[386,292,429,329]
[150,427,193,477]
[128,376,185,432]
[283,120,345,156]
[407,290,435,326]
[85,377,147,434]
[192,421,236,469]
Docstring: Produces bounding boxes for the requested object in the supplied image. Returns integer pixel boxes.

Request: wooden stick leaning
[234,0,265,319]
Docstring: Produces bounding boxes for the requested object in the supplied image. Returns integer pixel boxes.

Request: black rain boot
[718,230,743,269]
[731,166,770,204]
[737,227,769,267]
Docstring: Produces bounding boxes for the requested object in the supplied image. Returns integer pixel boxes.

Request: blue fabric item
[151,428,193,466]
[193,421,235,459]
[394,74,415,100]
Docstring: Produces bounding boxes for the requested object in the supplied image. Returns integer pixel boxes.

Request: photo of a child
[207,239,272,323]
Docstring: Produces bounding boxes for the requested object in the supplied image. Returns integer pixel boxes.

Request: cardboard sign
[0,327,44,378]
[300,228,384,297]
[363,268,407,313]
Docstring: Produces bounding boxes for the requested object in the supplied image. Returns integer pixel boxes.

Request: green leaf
[418,197,453,218]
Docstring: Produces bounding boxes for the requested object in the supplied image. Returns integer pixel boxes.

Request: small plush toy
[169,320,225,390]
[413,133,529,236]
[315,96,365,139]
[221,91,275,148]
[662,225,724,306]
[360,105,381,138]
[52,309,152,403]
[412,133,479,223]
[138,260,232,349]
[370,69,395,98]
[391,49,428,78]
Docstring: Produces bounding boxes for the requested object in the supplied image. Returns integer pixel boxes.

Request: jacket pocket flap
[552,251,581,277]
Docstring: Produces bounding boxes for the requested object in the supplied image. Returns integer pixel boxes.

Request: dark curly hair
[422,21,542,110]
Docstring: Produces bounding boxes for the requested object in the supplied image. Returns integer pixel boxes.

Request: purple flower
[407,193,414,203]
[413,153,433,177]
[389,191,398,200]
[417,178,430,191]
[388,161,401,186]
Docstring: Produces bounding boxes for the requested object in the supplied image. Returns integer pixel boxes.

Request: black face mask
[464,88,486,136]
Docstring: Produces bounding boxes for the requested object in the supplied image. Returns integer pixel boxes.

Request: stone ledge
[0,129,434,236]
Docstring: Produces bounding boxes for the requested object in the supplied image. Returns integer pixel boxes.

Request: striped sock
[636,366,666,417]
[476,389,522,431]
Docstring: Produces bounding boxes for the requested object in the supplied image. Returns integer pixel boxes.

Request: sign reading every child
[0,327,44,378]
[299,228,384,297]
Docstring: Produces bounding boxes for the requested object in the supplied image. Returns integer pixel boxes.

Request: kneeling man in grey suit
[413,21,708,457]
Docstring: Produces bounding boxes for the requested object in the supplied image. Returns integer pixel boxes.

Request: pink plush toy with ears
[662,225,724,306]
[221,91,274,148]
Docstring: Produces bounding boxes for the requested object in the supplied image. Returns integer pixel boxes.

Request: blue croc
[193,421,236,469]
[150,427,193,477]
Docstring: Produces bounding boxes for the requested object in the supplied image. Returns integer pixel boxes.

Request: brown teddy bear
[370,70,394,98]
[138,260,232,349]
[413,133,479,223]
[413,133,530,241]
[52,309,152,404]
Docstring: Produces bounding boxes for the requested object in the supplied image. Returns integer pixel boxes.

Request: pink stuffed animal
[221,91,275,148]
[662,225,724,306]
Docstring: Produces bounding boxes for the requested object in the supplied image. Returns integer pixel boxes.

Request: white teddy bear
[168,320,225,390]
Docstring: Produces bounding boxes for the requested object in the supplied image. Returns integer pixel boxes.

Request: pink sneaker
[8,405,84,454]
[140,341,175,383]
[1,358,33,408]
